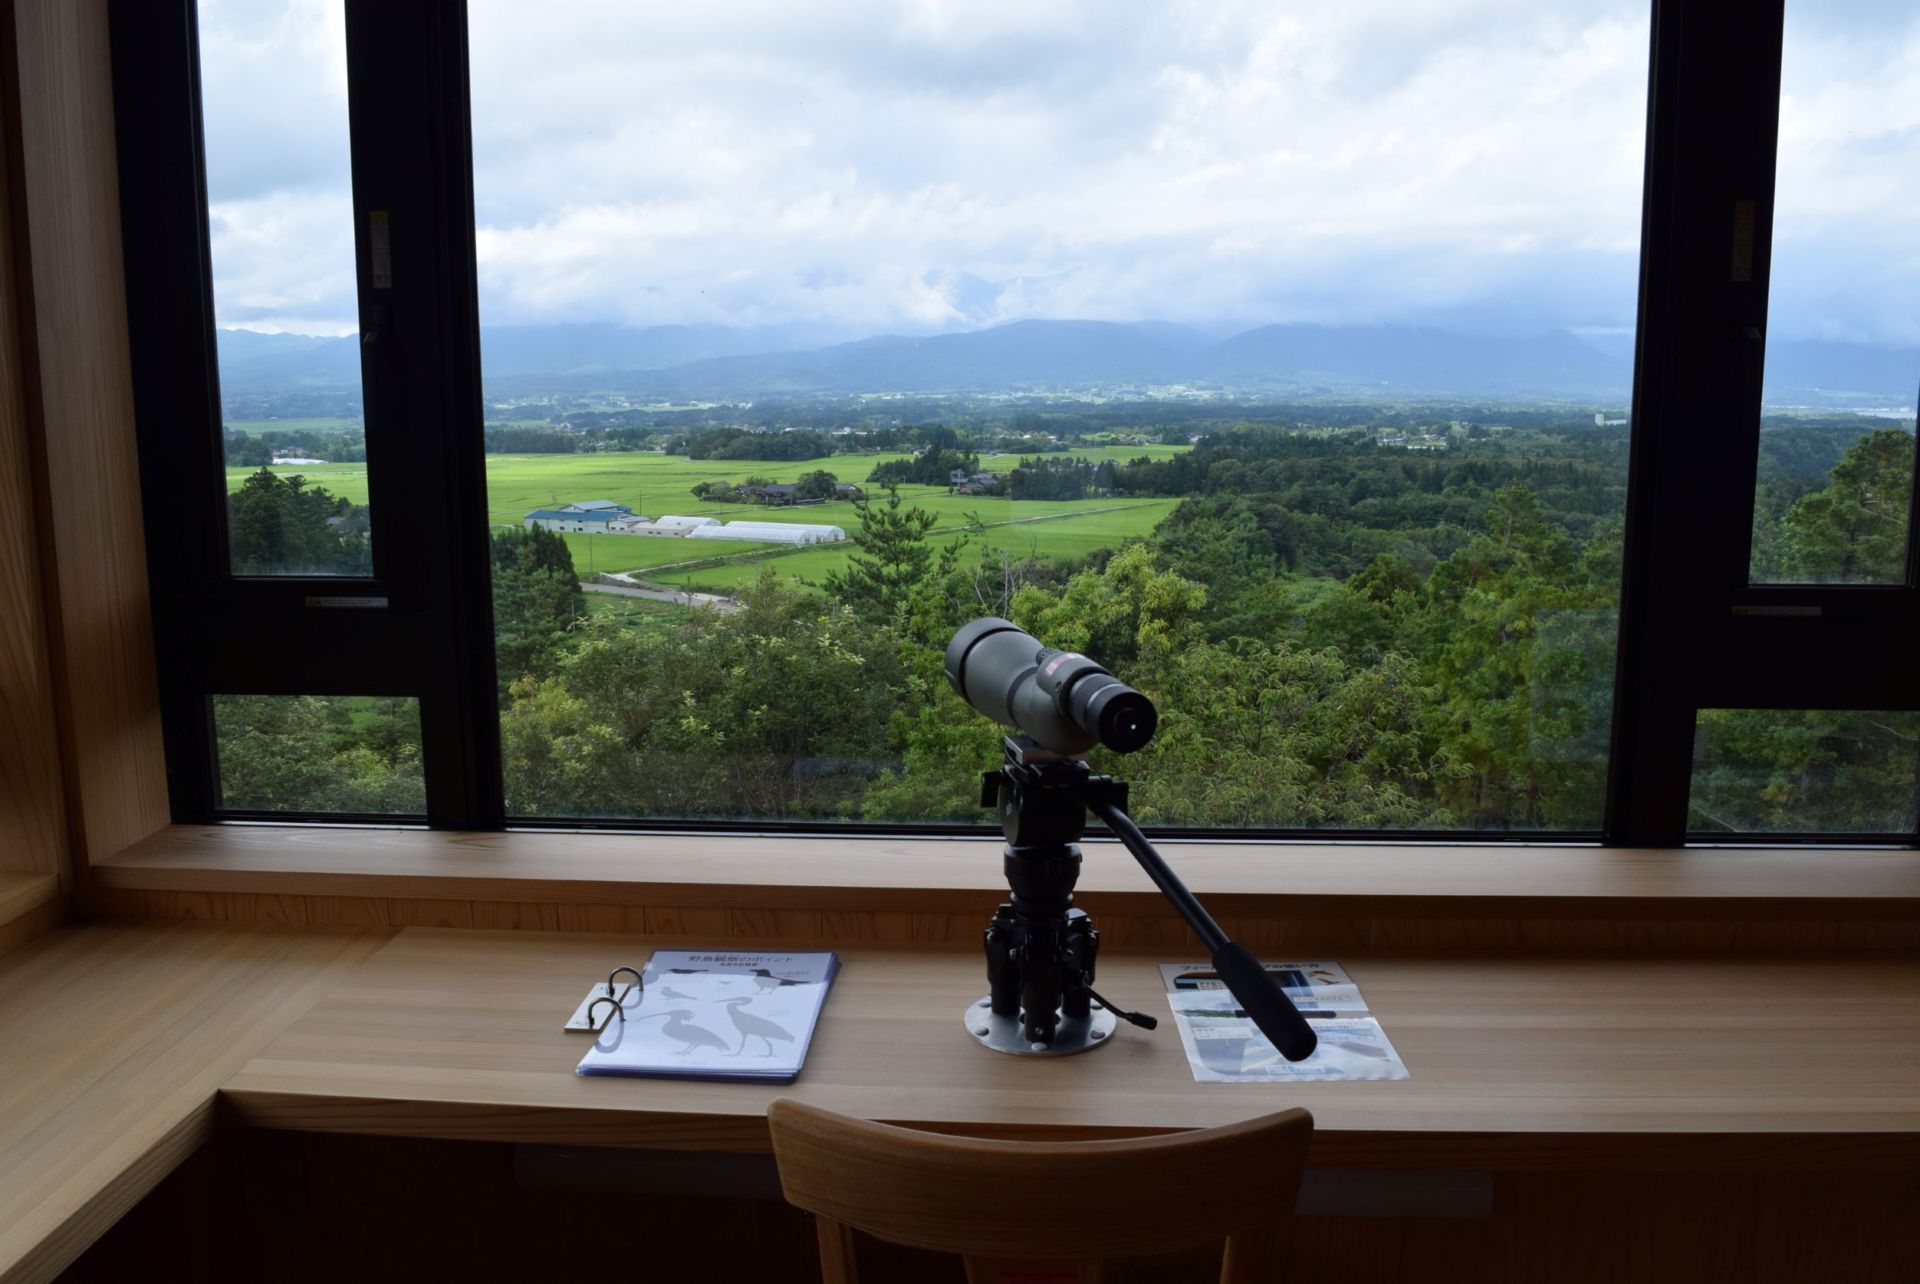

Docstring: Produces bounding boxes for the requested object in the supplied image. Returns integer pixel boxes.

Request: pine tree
[821,487,953,625]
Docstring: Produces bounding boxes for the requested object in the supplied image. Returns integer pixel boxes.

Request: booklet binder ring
[607,965,644,998]
[587,995,626,1029]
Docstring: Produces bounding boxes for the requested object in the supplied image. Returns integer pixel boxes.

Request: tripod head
[983,737,1121,846]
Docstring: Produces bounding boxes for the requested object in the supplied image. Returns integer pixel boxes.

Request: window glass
[211,695,425,814]
[197,0,373,576]
[469,1,1648,828]
[1689,709,1920,836]
[1749,0,1919,585]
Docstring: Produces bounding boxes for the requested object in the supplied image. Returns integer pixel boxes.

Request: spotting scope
[946,618,1319,1064]
[944,617,1158,756]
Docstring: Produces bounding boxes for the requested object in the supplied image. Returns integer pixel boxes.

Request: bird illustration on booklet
[577,951,839,1084]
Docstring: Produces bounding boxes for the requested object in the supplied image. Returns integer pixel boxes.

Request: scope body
[945,618,1157,756]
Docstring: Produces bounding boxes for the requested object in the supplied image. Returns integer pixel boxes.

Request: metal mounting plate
[962,996,1119,1056]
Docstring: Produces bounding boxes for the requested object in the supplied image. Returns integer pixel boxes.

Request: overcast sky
[196,0,1919,346]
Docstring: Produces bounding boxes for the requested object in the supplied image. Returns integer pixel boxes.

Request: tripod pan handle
[1209,941,1318,1062]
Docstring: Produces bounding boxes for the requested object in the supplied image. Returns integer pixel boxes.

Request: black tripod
[969,737,1319,1061]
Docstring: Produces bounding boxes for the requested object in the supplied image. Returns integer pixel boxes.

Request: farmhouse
[952,471,1002,495]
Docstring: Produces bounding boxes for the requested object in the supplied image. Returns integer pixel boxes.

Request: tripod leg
[1003,843,1082,1044]
[984,904,1022,1019]
[1018,911,1063,1044]
[1062,908,1098,1021]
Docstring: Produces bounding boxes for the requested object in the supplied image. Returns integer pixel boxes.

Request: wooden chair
[768,1100,1313,1284]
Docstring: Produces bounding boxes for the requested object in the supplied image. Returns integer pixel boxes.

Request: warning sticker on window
[370,210,392,289]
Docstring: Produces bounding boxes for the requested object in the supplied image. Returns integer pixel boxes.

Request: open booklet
[577,951,839,1084]
[1160,962,1409,1083]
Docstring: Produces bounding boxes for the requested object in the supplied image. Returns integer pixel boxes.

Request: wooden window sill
[88,825,1920,941]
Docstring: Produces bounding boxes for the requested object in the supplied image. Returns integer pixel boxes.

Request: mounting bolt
[973,1026,990,1037]
[1091,1029,1107,1041]
[976,998,991,1008]
[1029,1041,1047,1052]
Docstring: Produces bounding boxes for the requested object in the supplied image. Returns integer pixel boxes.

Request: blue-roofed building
[523,500,638,532]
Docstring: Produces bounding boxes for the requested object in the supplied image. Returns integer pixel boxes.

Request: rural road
[584,579,741,612]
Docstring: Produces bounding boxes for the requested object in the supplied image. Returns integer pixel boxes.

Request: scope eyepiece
[944,619,1158,756]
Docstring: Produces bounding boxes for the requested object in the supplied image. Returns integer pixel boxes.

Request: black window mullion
[112,0,503,828]
[108,0,223,821]
[1606,0,1790,846]
[1610,0,1918,847]
[342,0,502,829]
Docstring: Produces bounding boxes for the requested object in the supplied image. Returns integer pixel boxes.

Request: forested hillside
[218,414,1914,833]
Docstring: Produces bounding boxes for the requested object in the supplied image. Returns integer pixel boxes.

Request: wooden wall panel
[7,0,169,873]
[0,0,69,889]
[55,1132,1920,1284]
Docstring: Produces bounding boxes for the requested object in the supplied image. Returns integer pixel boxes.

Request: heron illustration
[658,985,698,1001]
[721,997,795,1057]
[633,1008,731,1056]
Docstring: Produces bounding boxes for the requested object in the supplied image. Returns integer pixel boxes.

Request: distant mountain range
[213,319,1920,410]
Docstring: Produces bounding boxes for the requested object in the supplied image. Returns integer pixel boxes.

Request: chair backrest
[768,1100,1313,1284]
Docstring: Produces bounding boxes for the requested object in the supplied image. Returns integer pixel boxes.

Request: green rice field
[225,444,1189,593]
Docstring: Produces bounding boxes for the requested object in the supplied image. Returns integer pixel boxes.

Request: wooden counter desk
[6,920,1920,1284]
[0,922,386,1284]
[223,927,1920,1172]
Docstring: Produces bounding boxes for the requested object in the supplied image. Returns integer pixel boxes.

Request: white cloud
[199,0,357,333]
[195,0,1920,345]
[1769,18,1920,343]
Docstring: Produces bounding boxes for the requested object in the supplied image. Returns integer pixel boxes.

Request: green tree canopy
[214,695,425,813]
[1777,428,1915,583]
[228,468,371,575]
[500,573,904,819]
[794,469,839,501]
[490,525,584,697]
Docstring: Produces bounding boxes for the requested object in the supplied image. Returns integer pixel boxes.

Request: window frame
[111,0,501,829]
[106,0,1920,848]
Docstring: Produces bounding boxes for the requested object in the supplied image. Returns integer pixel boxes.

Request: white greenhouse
[721,522,847,543]
[652,515,719,528]
[688,523,821,545]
